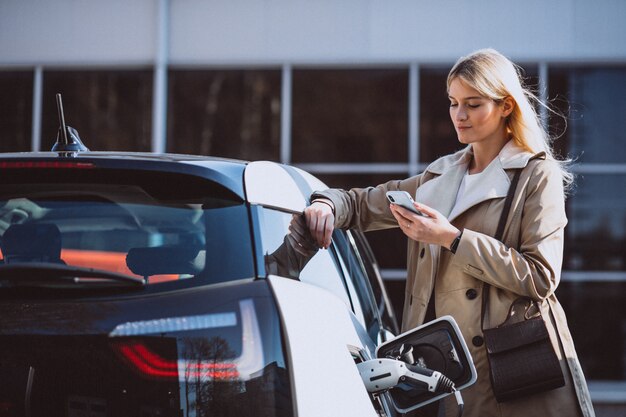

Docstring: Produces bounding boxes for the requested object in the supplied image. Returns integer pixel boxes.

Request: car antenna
[51,93,89,156]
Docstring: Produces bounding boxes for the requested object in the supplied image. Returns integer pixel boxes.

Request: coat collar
[415,141,542,222]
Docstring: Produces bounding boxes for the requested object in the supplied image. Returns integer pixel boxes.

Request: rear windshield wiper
[0,262,145,288]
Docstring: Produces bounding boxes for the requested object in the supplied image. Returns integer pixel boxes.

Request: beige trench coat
[314,142,595,417]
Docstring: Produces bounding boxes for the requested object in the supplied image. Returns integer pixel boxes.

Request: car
[0,97,475,417]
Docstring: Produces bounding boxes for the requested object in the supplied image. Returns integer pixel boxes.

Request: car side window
[350,230,399,335]
[257,208,353,312]
[331,229,382,343]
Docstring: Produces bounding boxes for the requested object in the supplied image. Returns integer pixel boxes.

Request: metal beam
[281,64,292,164]
[151,0,169,154]
[409,63,419,176]
[31,66,43,151]
[538,61,549,130]
[380,269,626,282]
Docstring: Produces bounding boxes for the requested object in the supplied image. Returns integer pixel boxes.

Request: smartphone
[386,191,428,217]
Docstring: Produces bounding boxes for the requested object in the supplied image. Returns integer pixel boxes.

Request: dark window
[557,281,626,380]
[0,70,33,152]
[350,230,400,335]
[292,68,408,163]
[167,69,281,161]
[516,64,540,96]
[42,70,153,151]
[420,68,461,162]
[549,66,626,163]
[547,66,626,386]
[333,229,381,342]
[314,172,409,270]
[0,167,255,290]
[565,174,626,271]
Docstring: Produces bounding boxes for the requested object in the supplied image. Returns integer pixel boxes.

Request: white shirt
[448,168,489,220]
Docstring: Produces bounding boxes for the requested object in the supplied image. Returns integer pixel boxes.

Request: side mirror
[368,316,477,414]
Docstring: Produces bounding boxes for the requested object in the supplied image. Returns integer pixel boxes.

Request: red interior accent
[0,161,95,169]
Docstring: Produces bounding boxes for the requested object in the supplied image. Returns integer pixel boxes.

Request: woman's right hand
[303,200,335,249]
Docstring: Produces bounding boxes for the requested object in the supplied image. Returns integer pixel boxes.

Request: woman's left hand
[390,202,460,249]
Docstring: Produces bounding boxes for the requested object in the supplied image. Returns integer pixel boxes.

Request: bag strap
[481,169,522,332]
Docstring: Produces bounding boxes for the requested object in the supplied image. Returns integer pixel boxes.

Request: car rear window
[0,167,255,290]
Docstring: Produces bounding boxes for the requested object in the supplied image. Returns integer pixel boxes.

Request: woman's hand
[303,200,335,249]
[390,202,460,249]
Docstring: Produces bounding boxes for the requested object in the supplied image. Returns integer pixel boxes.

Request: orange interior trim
[0,248,178,283]
[61,249,179,283]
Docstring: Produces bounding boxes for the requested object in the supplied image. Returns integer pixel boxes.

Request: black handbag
[481,169,565,403]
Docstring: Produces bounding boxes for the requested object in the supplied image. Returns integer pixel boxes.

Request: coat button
[465,289,478,300]
[472,336,484,347]
[420,248,425,258]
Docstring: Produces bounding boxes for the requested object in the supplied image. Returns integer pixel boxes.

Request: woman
[304,49,594,417]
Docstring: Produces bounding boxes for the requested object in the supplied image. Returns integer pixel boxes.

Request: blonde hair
[446,48,573,190]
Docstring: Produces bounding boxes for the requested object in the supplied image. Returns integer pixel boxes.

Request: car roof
[0,151,246,164]
[0,151,249,199]
[245,161,328,212]
[0,151,329,211]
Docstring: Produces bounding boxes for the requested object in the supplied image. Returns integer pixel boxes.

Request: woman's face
[448,77,509,147]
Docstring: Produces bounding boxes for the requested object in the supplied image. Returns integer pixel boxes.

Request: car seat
[125,245,205,281]
[1,223,64,264]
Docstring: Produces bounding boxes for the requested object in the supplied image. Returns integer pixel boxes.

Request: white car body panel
[268,275,377,417]
[288,165,329,194]
[245,161,307,211]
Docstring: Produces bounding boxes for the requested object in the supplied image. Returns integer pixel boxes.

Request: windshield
[0,168,255,288]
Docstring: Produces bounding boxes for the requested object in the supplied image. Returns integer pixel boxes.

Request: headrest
[1,223,63,263]
[126,246,205,277]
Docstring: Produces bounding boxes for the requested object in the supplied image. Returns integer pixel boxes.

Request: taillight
[114,341,239,379]
[109,299,264,382]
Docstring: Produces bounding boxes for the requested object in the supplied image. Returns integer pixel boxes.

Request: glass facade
[2,62,625,384]
[547,67,626,273]
[549,67,626,164]
[419,68,461,162]
[557,281,626,380]
[565,174,626,271]
[315,172,409,270]
[42,70,153,152]
[292,69,408,163]
[167,69,281,160]
[0,70,33,152]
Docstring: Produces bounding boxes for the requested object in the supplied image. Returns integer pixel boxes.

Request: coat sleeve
[311,175,423,232]
[450,160,567,300]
